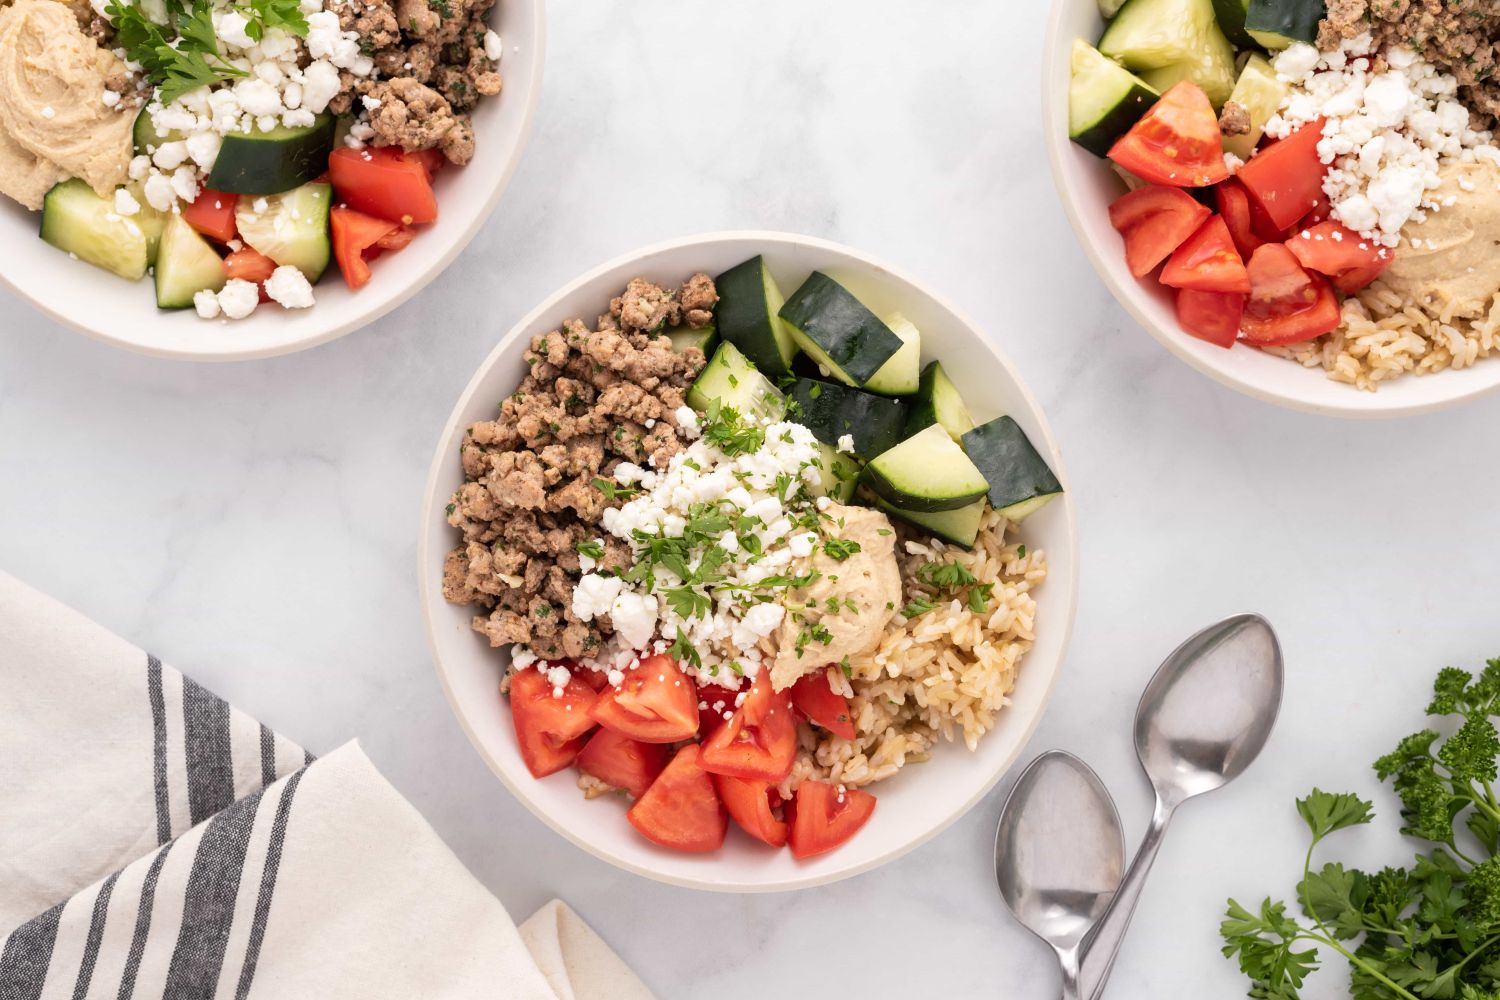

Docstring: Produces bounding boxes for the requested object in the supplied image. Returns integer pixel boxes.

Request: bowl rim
[1040,0,1500,419]
[416,229,1081,892]
[0,0,547,364]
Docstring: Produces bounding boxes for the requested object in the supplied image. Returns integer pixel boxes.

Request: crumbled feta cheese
[216,279,261,320]
[300,60,342,114]
[263,266,315,309]
[1267,36,1498,246]
[152,140,190,171]
[836,433,855,454]
[40,106,55,120]
[484,29,503,62]
[113,188,141,217]
[216,9,255,49]
[169,166,200,204]
[609,592,659,649]
[128,155,151,181]
[572,574,624,622]
[674,405,701,438]
[193,289,222,319]
[142,173,176,212]
[102,89,121,109]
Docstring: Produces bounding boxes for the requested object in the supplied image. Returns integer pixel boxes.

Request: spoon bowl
[1134,613,1284,806]
[996,751,1125,997]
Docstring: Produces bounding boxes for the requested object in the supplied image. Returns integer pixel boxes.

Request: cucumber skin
[779,272,905,385]
[1212,0,1255,47]
[961,417,1063,512]
[874,496,984,549]
[714,256,795,379]
[789,379,908,461]
[862,425,991,514]
[905,361,976,442]
[206,116,336,195]
[1072,84,1159,157]
[1244,0,1324,47]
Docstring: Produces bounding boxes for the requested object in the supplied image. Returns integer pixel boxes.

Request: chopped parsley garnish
[107,0,306,104]
[823,537,862,561]
[668,626,701,668]
[918,561,978,590]
[902,597,936,619]
[840,655,852,678]
[967,583,994,614]
[795,622,835,658]
[700,399,764,456]
[576,540,605,560]
[591,478,639,501]
[666,586,710,621]
[1017,544,1027,558]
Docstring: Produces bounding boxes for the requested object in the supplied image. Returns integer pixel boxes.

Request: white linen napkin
[0,570,654,1000]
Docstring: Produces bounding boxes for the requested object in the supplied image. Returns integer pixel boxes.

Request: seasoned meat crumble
[443,275,718,659]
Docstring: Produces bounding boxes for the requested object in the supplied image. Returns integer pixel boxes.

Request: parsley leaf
[901,597,935,619]
[917,561,977,590]
[823,537,862,561]
[668,626,700,669]
[576,540,605,560]
[591,477,639,501]
[107,0,252,104]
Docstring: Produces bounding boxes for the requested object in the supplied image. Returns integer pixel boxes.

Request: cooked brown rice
[776,507,1045,796]
[1262,281,1500,391]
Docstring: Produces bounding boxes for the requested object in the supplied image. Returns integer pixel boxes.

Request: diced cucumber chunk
[1100,0,1238,106]
[132,106,180,157]
[811,442,860,503]
[39,179,149,281]
[1223,54,1289,160]
[715,255,798,379]
[155,214,227,310]
[862,313,921,396]
[905,360,975,443]
[874,496,986,549]
[667,321,718,356]
[1069,39,1161,157]
[789,378,908,461]
[863,424,991,513]
[686,341,784,421]
[1244,0,1322,50]
[961,417,1063,523]
[234,182,332,283]
[1211,0,1255,47]
[206,115,336,195]
[779,272,905,387]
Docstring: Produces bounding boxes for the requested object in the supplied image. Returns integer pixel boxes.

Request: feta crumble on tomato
[1267,34,1500,249]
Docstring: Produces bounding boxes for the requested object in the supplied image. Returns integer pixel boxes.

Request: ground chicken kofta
[442,274,719,660]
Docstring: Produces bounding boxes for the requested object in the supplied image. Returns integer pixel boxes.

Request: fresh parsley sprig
[1222,659,1500,1000]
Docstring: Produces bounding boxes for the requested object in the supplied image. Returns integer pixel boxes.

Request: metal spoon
[995,750,1125,1000]
[1080,613,1284,1000]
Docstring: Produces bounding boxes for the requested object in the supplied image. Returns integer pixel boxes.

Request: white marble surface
[3,2,1500,997]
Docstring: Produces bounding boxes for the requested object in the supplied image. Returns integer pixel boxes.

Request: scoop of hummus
[770,504,902,692]
[1380,161,1500,312]
[0,0,134,209]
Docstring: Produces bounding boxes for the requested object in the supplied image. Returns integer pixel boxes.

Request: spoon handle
[1080,797,1176,1000]
[1057,946,1083,1000]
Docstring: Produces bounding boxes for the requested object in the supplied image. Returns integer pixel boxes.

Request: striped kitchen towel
[0,571,654,1000]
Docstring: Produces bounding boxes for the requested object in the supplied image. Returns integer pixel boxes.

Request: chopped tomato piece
[407,148,446,180]
[714,775,787,848]
[627,745,727,853]
[328,146,438,225]
[576,727,668,799]
[1176,289,1244,348]
[1240,244,1342,346]
[589,654,700,744]
[181,189,239,244]
[1215,181,1264,260]
[1107,81,1230,188]
[1160,216,1250,295]
[700,672,798,782]
[1299,192,1332,228]
[1236,120,1328,231]
[508,667,599,779]
[222,247,276,283]
[1285,221,1394,294]
[330,207,399,290]
[375,225,416,252]
[696,684,739,743]
[1108,186,1211,278]
[786,781,877,860]
[789,671,856,740]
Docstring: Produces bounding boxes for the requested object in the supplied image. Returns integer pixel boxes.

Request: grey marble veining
[2,3,1497,998]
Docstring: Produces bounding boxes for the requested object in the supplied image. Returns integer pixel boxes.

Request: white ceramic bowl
[0,0,544,362]
[418,232,1080,892]
[1043,0,1500,417]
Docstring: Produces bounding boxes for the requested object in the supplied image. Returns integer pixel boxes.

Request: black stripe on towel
[161,786,265,999]
[147,655,171,845]
[70,870,119,1000]
[258,724,277,789]
[182,676,235,826]
[117,840,174,1000]
[233,767,306,1000]
[0,901,64,1000]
